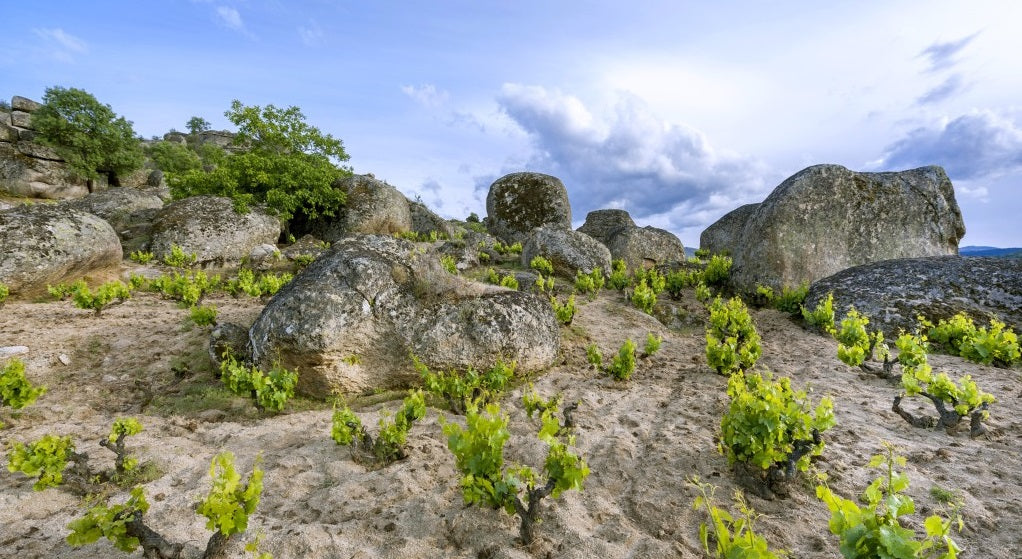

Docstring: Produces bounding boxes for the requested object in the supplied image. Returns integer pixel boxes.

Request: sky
[3,1,1021,248]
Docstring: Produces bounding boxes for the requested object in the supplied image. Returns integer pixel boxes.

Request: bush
[485,268,518,290]
[893,332,995,437]
[189,304,219,328]
[441,394,588,544]
[573,268,604,296]
[102,418,144,476]
[607,259,630,290]
[694,282,712,303]
[162,244,197,267]
[0,282,8,308]
[551,294,576,325]
[816,443,963,559]
[529,255,554,276]
[149,271,221,307]
[170,100,351,224]
[533,273,555,294]
[128,250,154,264]
[720,371,834,498]
[1,357,47,411]
[607,339,637,381]
[415,355,515,414]
[630,278,657,314]
[665,269,701,298]
[705,296,762,375]
[923,313,1020,366]
[643,332,662,357]
[145,140,202,175]
[702,255,732,287]
[440,254,458,275]
[224,269,293,298]
[7,433,74,490]
[585,343,603,370]
[32,86,144,184]
[690,478,786,559]
[694,248,711,260]
[493,241,522,256]
[72,280,131,316]
[331,390,427,465]
[48,279,87,300]
[802,292,836,334]
[835,307,889,368]
[219,352,297,412]
[772,283,808,314]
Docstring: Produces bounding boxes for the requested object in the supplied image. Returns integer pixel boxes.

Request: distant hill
[960,246,1022,258]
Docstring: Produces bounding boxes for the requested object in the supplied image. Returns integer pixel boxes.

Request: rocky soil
[1,271,1021,558]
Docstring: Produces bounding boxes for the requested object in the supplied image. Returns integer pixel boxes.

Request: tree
[186,116,211,135]
[170,100,352,224]
[32,86,144,187]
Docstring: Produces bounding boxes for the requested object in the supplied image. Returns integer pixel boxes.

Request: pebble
[0,346,29,358]
[58,354,71,365]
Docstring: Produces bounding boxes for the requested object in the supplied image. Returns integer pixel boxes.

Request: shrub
[607,339,637,381]
[702,255,732,287]
[1,358,47,411]
[607,259,630,290]
[219,352,297,412]
[72,280,131,316]
[493,241,523,256]
[415,355,515,414]
[162,244,197,267]
[189,304,219,328]
[690,478,786,559]
[834,307,889,368]
[893,332,995,437]
[802,292,836,334]
[694,282,712,303]
[224,269,293,298]
[0,282,8,308]
[485,268,518,290]
[752,284,774,308]
[633,267,666,295]
[7,433,74,490]
[816,443,963,559]
[149,270,221,307]
[32,86,144,184]
[440,254,458,275]
[772,283,809,314]
[128,250,154,264]
[643,332,662,357]
[331,390,427,465]
[630,278,657,314]
[720,371,834,498]
[694,248,711,260]
[573,267,604,296]
[170,100,351,223]
[705,296,762,375]
[551,294,576,325]
[478,251,491,264]
[102,418,144,476]
[923,313,1020,366]
[441,395,588,544]
[145,140,202,175]
[529,255,554,276]
[665,269,701,298]
[533,273,555,294]
[585,343,603,370]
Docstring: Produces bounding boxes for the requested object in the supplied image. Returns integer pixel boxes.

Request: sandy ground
[1,278,1020,559]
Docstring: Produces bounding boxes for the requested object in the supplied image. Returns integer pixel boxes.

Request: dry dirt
[1,277,1021,558]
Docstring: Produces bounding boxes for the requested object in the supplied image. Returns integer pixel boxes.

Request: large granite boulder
[149,196,281,266]
[61,188,164,232]
[306,174,411,241]
[577,209,635,246]
[606,226,686,270]
[248,235,558,397]
[409,200,456,239]
[0,203,122,294]
[521,226,611,277]
[485,172,572,244]
[0,141,90,199]
[805,256,1022,338]
[729,165,965,291]
[700,203,759,256]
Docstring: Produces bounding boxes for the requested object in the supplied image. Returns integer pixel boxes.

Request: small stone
[101,374,118,383]
[0,346,29,358]
[58,354,71,365]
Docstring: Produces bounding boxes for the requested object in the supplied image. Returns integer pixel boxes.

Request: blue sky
[4,1,1021,247]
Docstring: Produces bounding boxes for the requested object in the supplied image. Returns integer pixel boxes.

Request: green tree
[170,100,352,224]
[186,116,211,135]
[32,86,144,186]
[145,141,202,175]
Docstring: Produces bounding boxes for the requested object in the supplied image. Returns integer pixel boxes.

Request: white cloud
[401,84,450,109]
[919,32,980,72]
[216,6,244,30]
[298,22,323,46]
[495,84,769,233]
[33,28,87,62]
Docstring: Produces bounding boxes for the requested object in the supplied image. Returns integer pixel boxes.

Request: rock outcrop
[61,187,164,233]
[805,256,1022,338]
[1,97,94,199]
[605,226,686,271]
[0,203,122,294]
[149,196,281,266]
[577,209,635,246]
[248,235,558,397]
[699,203,758,256]
[409,200,456,239]
[306,174,411,240]
[485,172,572,244]
[728,165,965,291]
[521,226,611,277]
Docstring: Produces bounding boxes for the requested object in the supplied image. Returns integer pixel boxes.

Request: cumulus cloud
[33,28,87,62]
[216,6,244,30]
[916,74,966,105]
[919,32,979,72]
[876,111,1022,181]
[494,84,768,232]
[401,84,450,109]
